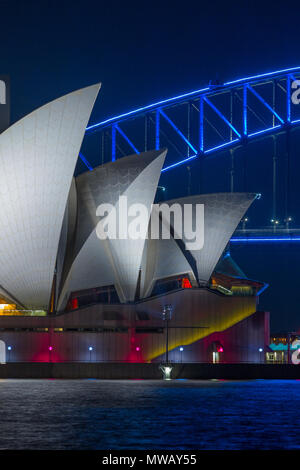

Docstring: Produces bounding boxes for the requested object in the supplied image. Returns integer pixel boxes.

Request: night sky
[1,0,300,332]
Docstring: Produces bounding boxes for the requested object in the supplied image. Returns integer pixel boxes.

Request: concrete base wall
[0,289,261,363]
[0,362,299,379]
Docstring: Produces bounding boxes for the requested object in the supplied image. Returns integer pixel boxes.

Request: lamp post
[89,346,93,362]
[7,345,11,362]
[259,347,263,363]
[179,346,184,363]
[159,305,173,380]
[242,217,248,231]
[48,346,53,363]
[162,304,172,363]
[270,218,280,232]
[285,216,293,229]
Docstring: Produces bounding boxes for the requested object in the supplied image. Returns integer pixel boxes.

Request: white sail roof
[58,149,167,307]
[0,84,100,308]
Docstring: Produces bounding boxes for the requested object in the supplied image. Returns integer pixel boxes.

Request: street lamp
[179,346,184,363]
[162,304,173,364]
[48,346,53,363]
[7,346,12,362]
[270,218,280,231]
[285,216,293,229]
[259,347,263,363]
[160,305,173,380]
[242,217,248,231]
[88,346,93,362]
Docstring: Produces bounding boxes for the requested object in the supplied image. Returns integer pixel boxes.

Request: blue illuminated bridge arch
[81,66,300,243]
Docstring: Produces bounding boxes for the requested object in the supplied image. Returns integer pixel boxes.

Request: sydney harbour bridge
[80,66,300,244]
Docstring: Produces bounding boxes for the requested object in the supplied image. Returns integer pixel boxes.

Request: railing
[0,310,47,316]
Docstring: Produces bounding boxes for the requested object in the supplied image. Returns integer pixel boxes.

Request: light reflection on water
[0,379,299,450]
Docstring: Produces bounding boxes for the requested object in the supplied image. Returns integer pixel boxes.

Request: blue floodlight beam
[257,283,269,296]
[79,152,93,171]
[224,66,300,86]
[203,96,242,139]
[204,138,239,154]
[86,67,300,133]
[159,109,198,154]
[248,124,282,138]
[115,124,140,155]
[161,154,198,172]
[230,237,300,242]
[247,84,284,124]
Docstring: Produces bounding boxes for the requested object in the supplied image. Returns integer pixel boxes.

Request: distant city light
[179,347,184,352]
[259,348,263,352]
[88,346,93,351]
[7,346,12,351]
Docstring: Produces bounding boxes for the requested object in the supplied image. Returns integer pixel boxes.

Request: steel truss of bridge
[80,66,300,243]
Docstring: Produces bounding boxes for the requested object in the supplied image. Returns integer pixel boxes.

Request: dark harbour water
[0,379,299,450]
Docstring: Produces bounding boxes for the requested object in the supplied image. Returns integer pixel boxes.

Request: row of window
[0,327,164,333]
[0,328,49,332]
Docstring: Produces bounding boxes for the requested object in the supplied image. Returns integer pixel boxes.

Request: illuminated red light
[181,277,192,288]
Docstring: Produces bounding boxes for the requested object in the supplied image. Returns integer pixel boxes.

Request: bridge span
[80,67,300,242]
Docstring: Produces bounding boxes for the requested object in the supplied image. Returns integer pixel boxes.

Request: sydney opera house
[0,84,269,364]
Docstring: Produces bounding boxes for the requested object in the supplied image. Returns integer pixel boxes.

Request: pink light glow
[48,346,53,351]
[136,346,140,352]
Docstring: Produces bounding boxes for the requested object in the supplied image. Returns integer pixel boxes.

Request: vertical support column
[285,128,291,220]
[230,148,234,192]
[187,166,191,195]
[285,75,291,223]
[198,96,204,195]
[272,135,277,220]
[111,124,116,162]
[243,146,247,192]
[243,84,247,136]
[199,96,204,152]
[242,86,248,193]
[101,132,105,165]
[272,80,276,127]
[144,115,148,152]
[230,89,233,142]
[229,91,234,192]
[155,109,160,150]
[187,102,191,157]
[287,74,291,123]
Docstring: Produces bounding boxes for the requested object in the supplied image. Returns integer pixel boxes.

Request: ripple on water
[0,379,299,450]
